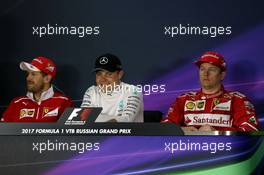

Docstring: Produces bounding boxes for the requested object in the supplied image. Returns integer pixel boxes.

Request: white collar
[27,86,54,102]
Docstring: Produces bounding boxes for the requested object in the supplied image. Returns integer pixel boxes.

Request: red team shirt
[164,86,259,131]
[1,87,73,122]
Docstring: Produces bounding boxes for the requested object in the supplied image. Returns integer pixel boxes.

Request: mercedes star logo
[99,57,108,64]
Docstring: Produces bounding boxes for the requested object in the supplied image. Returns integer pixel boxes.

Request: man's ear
[118,70,124,79]
[44,75,52,84]
[221,71,226,81]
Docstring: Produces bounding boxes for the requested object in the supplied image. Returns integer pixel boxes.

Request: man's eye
[96,72,102,76]
[209,68,217,72]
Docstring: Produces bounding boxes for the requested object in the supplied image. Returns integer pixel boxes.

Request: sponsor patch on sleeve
[248,116,257,125]
[244,101,255,110]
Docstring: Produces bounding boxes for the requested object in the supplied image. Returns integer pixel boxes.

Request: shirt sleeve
[81,87,95,108]
[58,96,75,118]
[232,96,259,131]
[162,96,185,125]
[1,99,16,122]
[114,90,143,122]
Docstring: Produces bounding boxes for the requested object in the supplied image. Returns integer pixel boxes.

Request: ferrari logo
[44,108,49,114]
[213,98,220,106]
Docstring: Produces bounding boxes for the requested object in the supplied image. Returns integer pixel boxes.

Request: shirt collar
[27,86,54,102]
[198,85,225,99]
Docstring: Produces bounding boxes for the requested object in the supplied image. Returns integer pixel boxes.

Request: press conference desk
[0,123,261,136]
[184,130,263,135]
[184,131,235,135]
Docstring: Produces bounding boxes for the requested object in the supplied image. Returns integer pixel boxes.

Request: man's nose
[26,73,32,81]
[203,70,209,76]
[98,74,107,81]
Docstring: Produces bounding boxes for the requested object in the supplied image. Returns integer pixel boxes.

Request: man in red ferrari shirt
[163,51,259,132]
[1,56,73,122]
